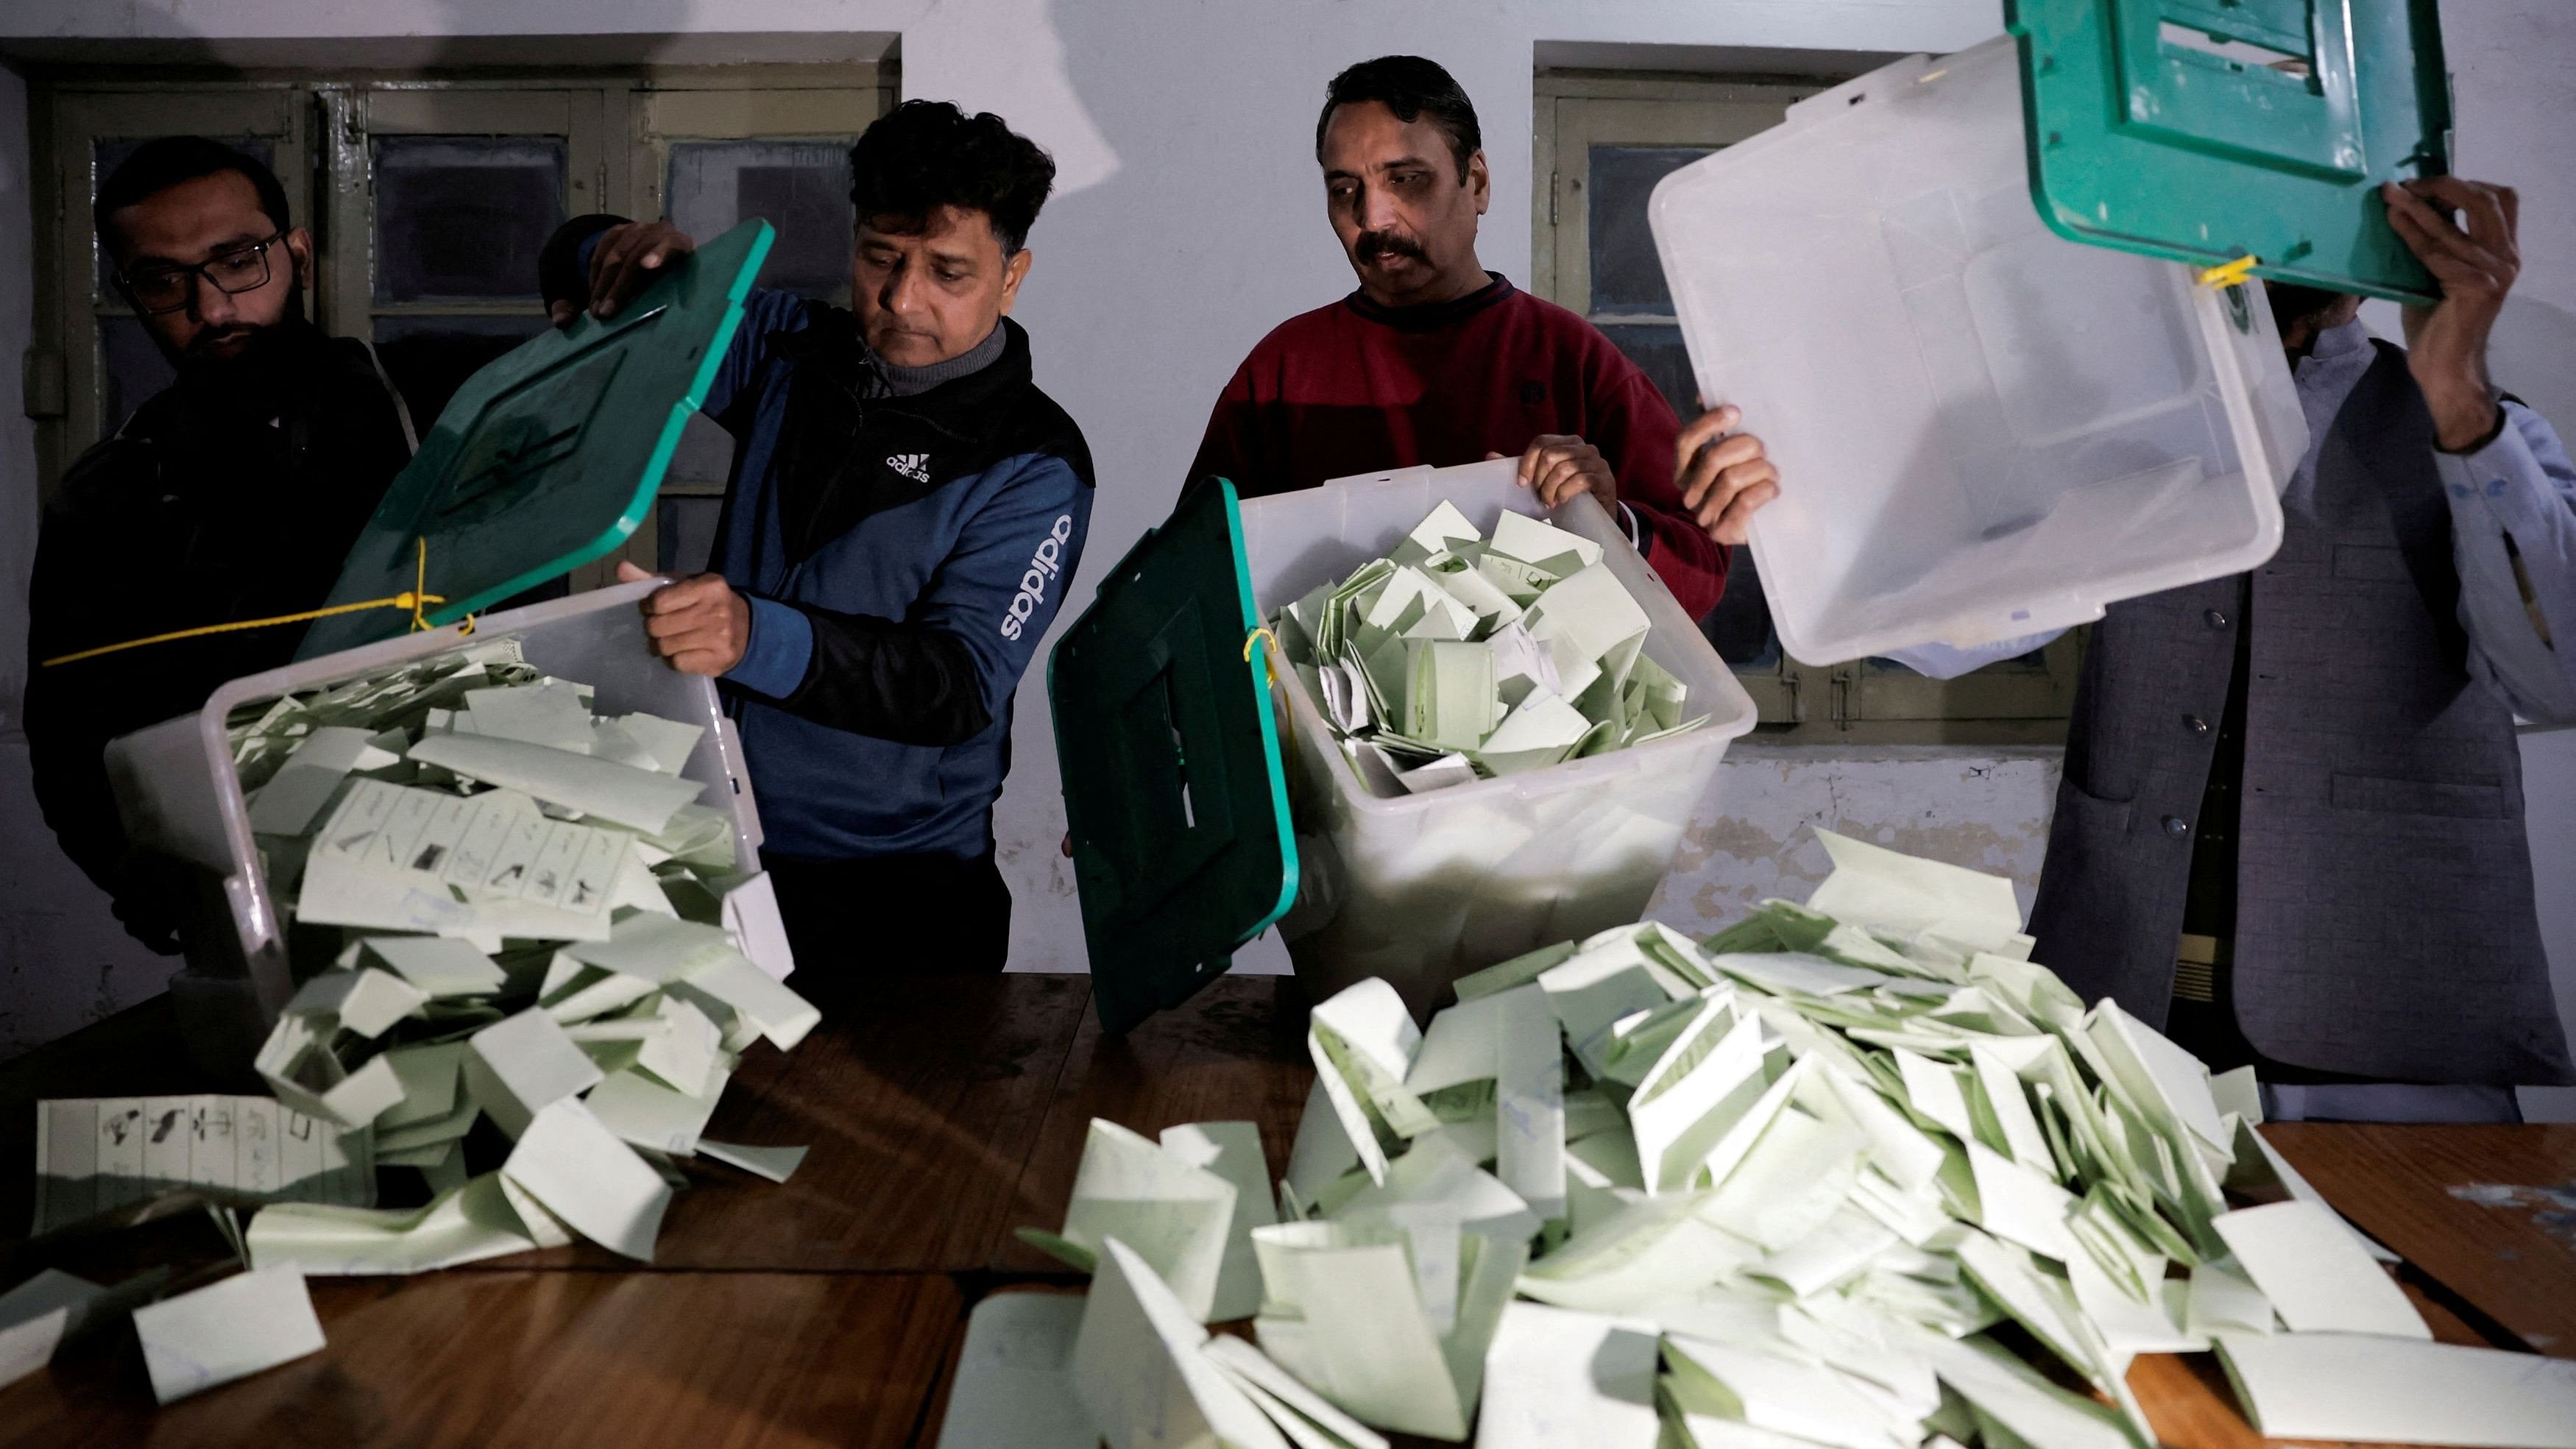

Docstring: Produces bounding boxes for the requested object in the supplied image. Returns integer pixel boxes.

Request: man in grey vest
[1883,177,2576,1122]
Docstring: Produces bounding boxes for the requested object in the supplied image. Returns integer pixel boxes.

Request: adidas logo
[1000,514,1078,641]
[887,452,932,483]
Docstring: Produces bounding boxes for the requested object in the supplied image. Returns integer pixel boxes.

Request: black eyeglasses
[118,233,288,316]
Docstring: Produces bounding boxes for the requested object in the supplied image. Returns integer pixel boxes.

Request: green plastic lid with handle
[2007,0,2450,302]
[297,219,775,659]
[1049,475,1301,1035]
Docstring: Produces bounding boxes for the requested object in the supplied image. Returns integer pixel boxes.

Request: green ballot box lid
[297,219,775,659]
[1050,475,1300,1035]
[2007,0,2450,302]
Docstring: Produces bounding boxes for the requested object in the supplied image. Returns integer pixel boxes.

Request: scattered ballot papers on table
[970,831,2576,1449]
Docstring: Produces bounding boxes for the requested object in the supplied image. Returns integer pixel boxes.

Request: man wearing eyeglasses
[25,137,417,951]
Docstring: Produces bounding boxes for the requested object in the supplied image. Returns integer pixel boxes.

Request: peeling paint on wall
[1648,743,2061,938]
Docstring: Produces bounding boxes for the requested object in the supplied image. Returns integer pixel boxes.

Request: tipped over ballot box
[1649,36,2313,665]
[100,222,779,1069]
[1052,461,1755,1031]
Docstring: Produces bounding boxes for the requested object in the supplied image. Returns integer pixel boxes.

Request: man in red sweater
[1189,54,1777,619]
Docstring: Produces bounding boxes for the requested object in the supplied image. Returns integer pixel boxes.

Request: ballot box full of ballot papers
[96,224,778,1070]
[1242,459,1756,1018]
[105,587,767,1070]
[1649,36,2310,666]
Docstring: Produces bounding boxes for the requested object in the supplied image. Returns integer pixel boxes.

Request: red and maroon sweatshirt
[1186,273,1727,617]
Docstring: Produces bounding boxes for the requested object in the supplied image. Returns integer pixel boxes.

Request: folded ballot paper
[1272,503,1705,796]
[29,645,815,1322]
[985,830,2576,1449]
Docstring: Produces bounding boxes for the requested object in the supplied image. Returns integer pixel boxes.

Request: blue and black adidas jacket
[698,290,1094,861]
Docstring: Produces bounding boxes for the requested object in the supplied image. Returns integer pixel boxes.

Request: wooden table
[2266,1122,2576,1358]
[2,973,2571,1448]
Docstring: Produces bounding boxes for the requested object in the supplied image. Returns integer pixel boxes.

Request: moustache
[1355,230,1427,265]
[184,325,263,360]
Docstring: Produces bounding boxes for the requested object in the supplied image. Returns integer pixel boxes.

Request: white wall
[0,1,2569,1112]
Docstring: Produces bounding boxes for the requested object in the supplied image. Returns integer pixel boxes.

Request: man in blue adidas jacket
[556,102,1091,978]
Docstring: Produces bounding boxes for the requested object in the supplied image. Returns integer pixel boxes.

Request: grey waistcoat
[2027,342,2573,1087]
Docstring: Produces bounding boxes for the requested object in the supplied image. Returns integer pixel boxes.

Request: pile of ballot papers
[996,831,2576,1449]
[1272,503,1708,796]
[230,642,816,1269]
[12,644,820,1402]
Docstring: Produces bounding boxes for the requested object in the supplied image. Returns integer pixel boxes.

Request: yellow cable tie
[410,536,434,632]
[1242,625,1281,684]
[2197,254,2260,288]
[40,537,449,667]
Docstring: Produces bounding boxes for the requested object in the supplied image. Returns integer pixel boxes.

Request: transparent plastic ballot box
[1649,36,2309,668]
[1052,461,1755,1028]
[1250,461,1757,1021]
[105,589,765,1071]
[96,222,775,1069]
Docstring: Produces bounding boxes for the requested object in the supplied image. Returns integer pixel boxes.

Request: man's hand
[2382,177,2519,451]
[1503,434,1618,513]
[574,222,697,326]
[1676,405,1779,546]
[618,560,749,676]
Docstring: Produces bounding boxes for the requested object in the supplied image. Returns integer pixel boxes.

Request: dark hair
[1315,55,1483,182]
[848,100,1056,255]
[94,136,292,258]
[2265,280,2352,334]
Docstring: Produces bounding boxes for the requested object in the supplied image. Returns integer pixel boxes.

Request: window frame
[1534,68,2083,746]
[27,64,891,596]
[40,86,315,478]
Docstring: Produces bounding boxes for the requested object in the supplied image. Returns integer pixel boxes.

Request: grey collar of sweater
[862,323,1008,398]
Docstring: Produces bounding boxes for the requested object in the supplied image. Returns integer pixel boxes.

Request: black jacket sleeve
[751,606,994,748]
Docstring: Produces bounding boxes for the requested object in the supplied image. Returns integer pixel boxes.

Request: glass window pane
[1587,145,1710,315]
[658,495,725,575]
[374,314,550,433]
[373,136,565,302]
[100,315,178,439]
[667,141,854,298]
[93,136,280,296]
[1596,322,1700,419]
